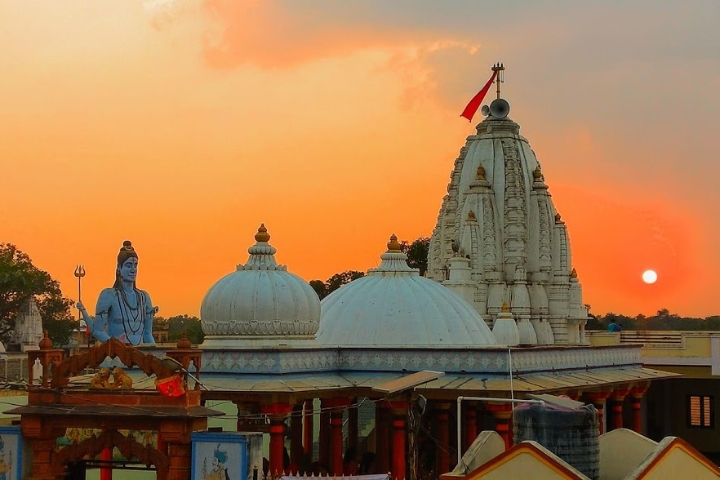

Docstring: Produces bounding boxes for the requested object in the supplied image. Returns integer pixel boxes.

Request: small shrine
[7,333,221,480]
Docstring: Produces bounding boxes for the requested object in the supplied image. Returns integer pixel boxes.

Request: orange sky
[1,1,719,318]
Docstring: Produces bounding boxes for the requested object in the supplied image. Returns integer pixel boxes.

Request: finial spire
[386,234,402,253]
[492,63,505,99]
[255,223,270,243]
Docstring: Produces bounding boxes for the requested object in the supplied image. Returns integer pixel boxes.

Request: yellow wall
[599,429,656,480]
[476,452,581,480]
[643,446,720,479]
[643,336,711,358]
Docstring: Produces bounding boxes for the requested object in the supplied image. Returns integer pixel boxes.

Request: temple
[4,70,701,480]
[428,95,586,346]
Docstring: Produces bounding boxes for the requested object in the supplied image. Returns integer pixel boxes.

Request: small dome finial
[386,234,402,253]
[555,213,562,223]
[501,302,510,313]
[255,223,270,243]
[533,165,543,181]
[467,210,476,221]
[570,268,578,279]
[477,165,486,181]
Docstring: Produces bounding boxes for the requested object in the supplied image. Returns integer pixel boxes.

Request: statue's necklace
[116,289,144,341]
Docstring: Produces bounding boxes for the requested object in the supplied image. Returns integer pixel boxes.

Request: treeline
[587,308,720,331]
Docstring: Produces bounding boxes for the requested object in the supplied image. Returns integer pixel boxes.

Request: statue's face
[119,257,138,283]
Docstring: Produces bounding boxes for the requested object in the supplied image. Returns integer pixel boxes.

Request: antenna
[491,63,505,99]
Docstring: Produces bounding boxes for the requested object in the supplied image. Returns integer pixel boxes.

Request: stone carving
[481,197,497,270]
[537,197,552,266]
[502,141,527,273]
[10,299,43,351]
[78,241,156,346]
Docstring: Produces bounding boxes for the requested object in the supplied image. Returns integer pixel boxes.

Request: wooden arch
[51,337,175,388]
[53,429,170,480]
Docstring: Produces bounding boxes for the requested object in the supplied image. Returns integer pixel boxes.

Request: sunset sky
[2,1,719,318]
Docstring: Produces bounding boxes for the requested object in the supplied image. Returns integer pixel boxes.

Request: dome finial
[477,165,486,181]
[501,302,510,313]
[533,165,543,181]
[255,223,270,243]
[467,210,476,221]
[570,268,578,279]
[386,234,402,253]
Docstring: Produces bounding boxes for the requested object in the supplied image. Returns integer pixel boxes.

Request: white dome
[200,224,320,348]
[316,235,497,347]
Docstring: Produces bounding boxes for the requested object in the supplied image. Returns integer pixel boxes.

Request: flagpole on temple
[492,62,505,99]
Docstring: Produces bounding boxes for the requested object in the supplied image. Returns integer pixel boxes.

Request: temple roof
[316,235,497,348]
[200,224,320,348]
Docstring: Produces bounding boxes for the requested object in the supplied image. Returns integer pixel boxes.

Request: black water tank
[513,402,600,480]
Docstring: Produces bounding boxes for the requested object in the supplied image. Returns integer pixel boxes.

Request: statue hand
[76,301,85,311]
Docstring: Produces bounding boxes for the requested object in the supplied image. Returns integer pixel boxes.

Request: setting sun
[642,270,658,284]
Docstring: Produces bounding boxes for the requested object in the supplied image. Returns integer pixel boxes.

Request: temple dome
[428,95,588,345]
[316,235,497,347]
[200,224,320,348]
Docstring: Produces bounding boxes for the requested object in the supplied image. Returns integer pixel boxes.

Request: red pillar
[100,446,113,480]
[464,403,478,450]
[392,415,407,480]
[330,410,344,475]
[610,385,631,431]
[269,420,285,476]
[375,403,390,474]
[584,391,612,434]
[485,403,513,451]
[290,404,303,473]
[303,400,314,457]
[322,398,350,475]
[630,382,650,434]
[262,403,293,476]
[319,404,330,468]
[348,398,359,452]
[435,403,451,474]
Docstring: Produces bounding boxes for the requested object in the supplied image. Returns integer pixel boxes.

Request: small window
[688,395,714,428]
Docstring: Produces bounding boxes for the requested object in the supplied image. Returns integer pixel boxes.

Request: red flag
[460,71,498,122]
[155,374,186,398]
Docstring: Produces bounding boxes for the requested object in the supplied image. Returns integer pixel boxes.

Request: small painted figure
[0,435,12,480]
[203,444,230,480]
[90,368,112,389]
[78,241,156,345]
[111,367,133,389]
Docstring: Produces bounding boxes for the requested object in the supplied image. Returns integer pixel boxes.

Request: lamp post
[73,265,86,343]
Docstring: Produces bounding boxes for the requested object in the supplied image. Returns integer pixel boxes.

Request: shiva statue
[77,241,156,345]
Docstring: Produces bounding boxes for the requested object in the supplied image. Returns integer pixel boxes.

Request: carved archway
[51,337,175,388]
[53,429,169,480]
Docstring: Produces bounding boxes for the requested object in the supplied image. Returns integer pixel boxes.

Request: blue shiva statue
[78,241,157,345]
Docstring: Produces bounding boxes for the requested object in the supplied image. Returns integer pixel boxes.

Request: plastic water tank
[513,402,600,480]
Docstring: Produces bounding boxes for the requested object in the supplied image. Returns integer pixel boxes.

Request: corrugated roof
[193,367,677,394]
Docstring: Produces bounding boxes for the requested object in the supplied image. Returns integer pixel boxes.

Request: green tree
[400,237,430,276]
[310,271,365,300]
[0,243,75,347]
[166,315,204,345]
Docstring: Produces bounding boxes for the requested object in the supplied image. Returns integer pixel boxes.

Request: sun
[642,269,658,284]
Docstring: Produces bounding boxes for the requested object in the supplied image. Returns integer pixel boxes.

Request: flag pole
[492,63,505,99]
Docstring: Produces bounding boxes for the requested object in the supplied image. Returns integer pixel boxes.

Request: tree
[0,243,75,346]
[400,237,430,276]
[166,315,204,345]
[310,271,365,300]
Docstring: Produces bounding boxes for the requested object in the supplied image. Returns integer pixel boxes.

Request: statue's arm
[142,291,156,344]
[91,289,114,342]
